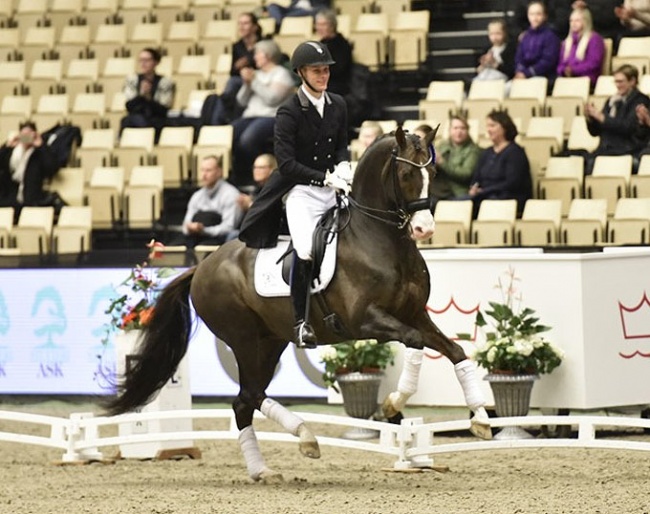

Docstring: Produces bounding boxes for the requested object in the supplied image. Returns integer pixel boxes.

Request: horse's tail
[105,267,196,416]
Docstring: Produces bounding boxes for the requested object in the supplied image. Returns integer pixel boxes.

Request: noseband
[348,143,436,230]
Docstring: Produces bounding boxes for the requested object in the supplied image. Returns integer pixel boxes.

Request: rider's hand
[332,161,354,185]
[324,171,351,195]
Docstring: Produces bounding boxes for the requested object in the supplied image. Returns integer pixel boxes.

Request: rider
[238,40,351,349]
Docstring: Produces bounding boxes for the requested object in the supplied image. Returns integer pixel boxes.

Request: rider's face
[301,65,330,94]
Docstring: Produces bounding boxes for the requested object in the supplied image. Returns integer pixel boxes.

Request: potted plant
[319,340,397,439]
[458,267,564,440]
[105,241,199,460]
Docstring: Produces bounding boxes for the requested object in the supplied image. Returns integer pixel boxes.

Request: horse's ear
[395,125,407,150]
[424,125,439,148]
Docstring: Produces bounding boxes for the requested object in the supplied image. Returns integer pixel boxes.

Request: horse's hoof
[381,396,400,419]
[258,468,284,484]
[470,419,493,440]
[299,440,321,459]
[298,424,321,459]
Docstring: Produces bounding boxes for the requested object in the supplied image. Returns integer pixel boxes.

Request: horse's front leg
[260,398,320,459]
[360,305,492,440]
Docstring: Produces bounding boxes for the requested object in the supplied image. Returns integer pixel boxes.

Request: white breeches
[285,185,336,260]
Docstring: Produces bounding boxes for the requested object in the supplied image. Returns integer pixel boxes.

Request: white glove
[333,161,354,184]
[323,170,351,195]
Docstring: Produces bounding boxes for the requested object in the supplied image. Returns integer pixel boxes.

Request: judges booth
[0,247,649,411]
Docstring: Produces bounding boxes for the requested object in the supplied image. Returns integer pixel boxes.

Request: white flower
[319,346,337,362]
[487,347,497,363]
[354,340,368,350]
[390,344,399,356]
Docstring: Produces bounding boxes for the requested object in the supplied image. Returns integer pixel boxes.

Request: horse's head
[352,125,438,241]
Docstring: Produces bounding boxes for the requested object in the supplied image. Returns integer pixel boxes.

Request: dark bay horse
[107,126,491,482]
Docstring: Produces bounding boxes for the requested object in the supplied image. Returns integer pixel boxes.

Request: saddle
[253,206,349,337]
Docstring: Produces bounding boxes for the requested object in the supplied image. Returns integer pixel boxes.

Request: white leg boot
[454,359,492,440]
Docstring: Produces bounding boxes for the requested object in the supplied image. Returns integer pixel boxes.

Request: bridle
[347,142,436,230]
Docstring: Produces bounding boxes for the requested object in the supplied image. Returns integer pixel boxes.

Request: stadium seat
[537,156,584,216]
[49,167,85,206]
[514,199,562,246]
[560,198,607,245]
[388,10,430,71]
[470,199,517,246]
[431,200,473,246]
[11,206,55,255]
[349,13,389,70]
[607,198,650,244]
[0,207,13,248]
[585,154,633,215]
[85,166,125,228]
[124,165,164,229]
[52,205,92,254]
[152,126,194,187]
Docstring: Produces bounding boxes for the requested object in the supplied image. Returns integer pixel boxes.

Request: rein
[347,143,436,230]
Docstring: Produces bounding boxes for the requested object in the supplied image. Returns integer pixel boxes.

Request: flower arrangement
[458,267,564,376]
[319,339,398,391]
[103,241,178,342]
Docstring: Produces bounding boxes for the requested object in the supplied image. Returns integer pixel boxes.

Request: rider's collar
[297,87,331,110]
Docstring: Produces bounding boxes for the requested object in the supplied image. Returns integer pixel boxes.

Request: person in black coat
[239,41,350,348]
[0,121,59,221]
[474,19,517,81]
[314,8,353,96]
[465,111,532,217]
[584,64,650,173]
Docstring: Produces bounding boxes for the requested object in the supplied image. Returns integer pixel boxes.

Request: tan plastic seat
[503,77,548,135]
[49,167,85,206]
[273,15,314,56]
[62,59,100,99]
[114,127,156,180]
[566,116,600,153]
[193,124,233,181]
[26,60,63,100]
[431,200,473,246]
[630,155,650,198]
[52,205,92,254]
[0,95,32,139]
[152,126,194,186]
[124,165,164,229]
[85,166,125,228]
[56,25,92,67]
[514,199,562,246]
[11,206,55,255]
[349,13,389,70]
[0,207,13,248]
[585,154,633,215]
[165,20,200,64]
[470,199,518,246]
[71,92,107,132]
[75,128,116,183]
[32,94,70,131]
[607,198,650,244]
[537,156,584,216]
[560,198,608,245]
[418,80,464,120]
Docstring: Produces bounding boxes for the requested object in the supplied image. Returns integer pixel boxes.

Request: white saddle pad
[254,236,337,297]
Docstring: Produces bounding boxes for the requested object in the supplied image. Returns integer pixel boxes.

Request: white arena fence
[0,409,649,469]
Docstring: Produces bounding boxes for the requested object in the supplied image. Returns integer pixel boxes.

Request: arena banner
[0,268,326,397]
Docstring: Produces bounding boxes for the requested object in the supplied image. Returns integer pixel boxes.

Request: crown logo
[618,292,650,359]
[425,297,479,360]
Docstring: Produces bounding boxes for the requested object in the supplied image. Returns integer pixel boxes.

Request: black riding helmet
[290,41,336,71]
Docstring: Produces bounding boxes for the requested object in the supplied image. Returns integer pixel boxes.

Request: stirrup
[293,321,317,349]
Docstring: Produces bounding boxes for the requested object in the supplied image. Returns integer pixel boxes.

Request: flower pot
[115,330,198,459]
[484,373,538,440]
[336,371,383,440]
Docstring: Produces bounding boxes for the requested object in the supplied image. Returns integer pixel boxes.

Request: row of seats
[427,197,650,247]
[420,72,650,139]
[0,205,92,254]
[0,53,231,105]
[0,9,429,70]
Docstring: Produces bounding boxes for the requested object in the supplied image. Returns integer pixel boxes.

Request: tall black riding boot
[290,256,317,349]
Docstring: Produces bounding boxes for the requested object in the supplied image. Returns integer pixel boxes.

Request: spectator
[314,8,353,96]
[474,19,517,82]
[355,120,383,158]
[413,123,435,141]
[572,0,624,40]
[120,47,175,142]
[465,111,532,217]
[584,64,650,172]
[514,1,562,82]
[0,122,60,221]
[557,8,605,88]
[615,0,650,35]
[218,12,264,124]
[434,116,481,200]
[512,0,572,38]
[237,153,277,212]
[265,0,329,30]
[173,155,243,248]
[231,39,295,186]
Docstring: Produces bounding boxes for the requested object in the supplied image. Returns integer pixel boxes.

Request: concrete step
[430,48,479,69]
[429,30,488,51]
[463,10,513,30]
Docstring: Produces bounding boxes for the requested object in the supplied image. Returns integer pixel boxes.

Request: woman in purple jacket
[514,1,561,80]
[557,8,605,88]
